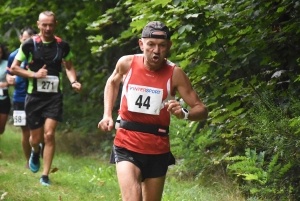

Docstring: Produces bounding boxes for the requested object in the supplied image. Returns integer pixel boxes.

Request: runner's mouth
[153,55,159,61]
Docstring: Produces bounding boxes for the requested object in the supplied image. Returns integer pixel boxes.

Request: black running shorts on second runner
[25,93,63,129]
[0,94,11,114]
[13,101,25,110]
[110,145,175,182]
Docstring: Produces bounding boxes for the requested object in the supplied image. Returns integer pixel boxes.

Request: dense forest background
[1,0,300,200]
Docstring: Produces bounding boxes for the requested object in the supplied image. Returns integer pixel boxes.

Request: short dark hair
[142,21,171,40]
[21,26,37,36]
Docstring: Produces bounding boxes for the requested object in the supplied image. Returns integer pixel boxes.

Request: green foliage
[222,94,300,200]
[170,116,229,179]
[226,148,292,199]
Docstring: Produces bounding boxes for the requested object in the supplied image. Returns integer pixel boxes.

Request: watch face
[182,108,189,113]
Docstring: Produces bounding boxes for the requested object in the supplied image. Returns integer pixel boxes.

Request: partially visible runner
[0,43,9,157]
[6,26,37,168]
[11,11,82,186]
[98,21,208,201]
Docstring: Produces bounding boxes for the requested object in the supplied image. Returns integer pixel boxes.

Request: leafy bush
[224,93,300,200]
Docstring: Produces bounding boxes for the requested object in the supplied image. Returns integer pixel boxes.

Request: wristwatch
[181,108,189,120]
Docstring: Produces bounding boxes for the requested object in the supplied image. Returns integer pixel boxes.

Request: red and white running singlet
[114,54,175,154]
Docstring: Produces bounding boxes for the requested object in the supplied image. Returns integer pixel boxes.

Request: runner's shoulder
[8,49,19,61]
[21,38,35,53]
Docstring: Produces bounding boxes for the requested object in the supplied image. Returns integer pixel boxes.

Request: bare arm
[166,66,208,121]
[98,55,133,131]
[11,59,47,79]
[11,59,35,78]
[64,60,81,92]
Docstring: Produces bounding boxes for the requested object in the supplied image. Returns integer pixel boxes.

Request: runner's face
[37,14,57,39]
[139,33,171,70]
[20,31,31,43]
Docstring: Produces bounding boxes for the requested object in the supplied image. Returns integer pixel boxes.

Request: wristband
[71,81,78,85]
[33,72,36,78]
[182,108,189,120]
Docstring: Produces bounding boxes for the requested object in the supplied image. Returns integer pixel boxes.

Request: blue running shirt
[7,49,27,102]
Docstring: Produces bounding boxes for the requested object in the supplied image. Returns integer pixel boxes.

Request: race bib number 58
[13,110,26,126]
[127,84,163,115]
[37,75,59,93]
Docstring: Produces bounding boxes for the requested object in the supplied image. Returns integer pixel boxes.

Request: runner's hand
[35,65,47,78]
[71,82,81,92]
[98,117,114,132]
[7,75,16,85]
[165,100,184,119]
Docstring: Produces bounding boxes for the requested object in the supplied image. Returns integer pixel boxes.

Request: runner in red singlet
[98,21,208,201]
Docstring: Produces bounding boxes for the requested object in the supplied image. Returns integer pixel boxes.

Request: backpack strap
[54,36,62,43]
[32,35,42,48]
[31,35,43,59]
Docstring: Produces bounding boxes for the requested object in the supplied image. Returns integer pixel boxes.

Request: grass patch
[0,125,245,201]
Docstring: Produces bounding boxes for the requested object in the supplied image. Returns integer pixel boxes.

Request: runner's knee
[30,135,42,146]
[44,132,55,143]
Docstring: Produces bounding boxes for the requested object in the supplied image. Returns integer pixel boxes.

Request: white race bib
[37,75,59,93]
[127,84,163,115]
[13,110,26,126]
[0,82,3,96]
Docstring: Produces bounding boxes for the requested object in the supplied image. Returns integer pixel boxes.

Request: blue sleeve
[6,49,18,75]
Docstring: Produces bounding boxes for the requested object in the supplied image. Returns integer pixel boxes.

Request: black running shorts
[0,93,11,114]
[25,93,63,129]
[13,101,25,110]
[110,145,175,182]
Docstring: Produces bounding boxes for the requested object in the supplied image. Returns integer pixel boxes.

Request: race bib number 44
[37,75,59,93]
[13,110,26,126]
[127,84,163,115]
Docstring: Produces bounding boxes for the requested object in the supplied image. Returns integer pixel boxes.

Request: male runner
[11,11,81,186]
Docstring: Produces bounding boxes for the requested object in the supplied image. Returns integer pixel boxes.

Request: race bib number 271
[127,84,163,115]
[37,75,59,93]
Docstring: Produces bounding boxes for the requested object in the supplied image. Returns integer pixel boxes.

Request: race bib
[37,75,59,93]
[127,84,163,115]
[13,110,26,126]
[0,82,3,96]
